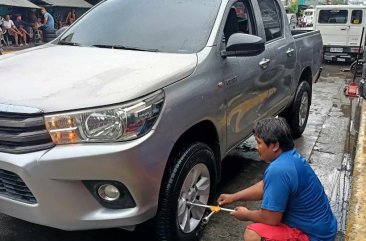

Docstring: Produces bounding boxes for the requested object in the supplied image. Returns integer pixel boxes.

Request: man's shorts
[247,223,310,241]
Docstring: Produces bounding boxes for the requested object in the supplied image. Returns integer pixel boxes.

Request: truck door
[317,8,349,47]
[255,0,294,117]
[221,0,271,149]
[348,9,365,47]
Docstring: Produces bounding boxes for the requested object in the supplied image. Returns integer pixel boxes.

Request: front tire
[284,81,311,138]
[156,142,216,241]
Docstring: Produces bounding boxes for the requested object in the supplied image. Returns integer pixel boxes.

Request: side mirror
[56,26,69,37]
[221,33,265,57]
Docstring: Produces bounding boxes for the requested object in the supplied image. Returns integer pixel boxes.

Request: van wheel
[284,81,311,138]
[156,142,216,241]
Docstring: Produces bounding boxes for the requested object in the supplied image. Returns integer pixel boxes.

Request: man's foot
[19,43,23,47]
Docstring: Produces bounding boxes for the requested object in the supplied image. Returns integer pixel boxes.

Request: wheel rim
[299,91,309,127]
[177,163,210,233]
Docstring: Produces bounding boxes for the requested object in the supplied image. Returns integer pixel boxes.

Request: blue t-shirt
[262,148,337,241]
[44,12,54,30]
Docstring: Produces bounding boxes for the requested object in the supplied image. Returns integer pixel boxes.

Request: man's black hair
[253,117,294,152]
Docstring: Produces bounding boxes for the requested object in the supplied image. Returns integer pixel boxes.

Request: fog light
[84,180,136,209]
[98,184,120,201]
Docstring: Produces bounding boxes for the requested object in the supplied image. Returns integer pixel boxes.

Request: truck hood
[0,45,197,113]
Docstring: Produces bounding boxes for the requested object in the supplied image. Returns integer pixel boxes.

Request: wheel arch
[161,120,221,188]
[299,67,313,104]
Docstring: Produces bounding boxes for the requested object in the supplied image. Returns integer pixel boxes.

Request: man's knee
[244,227,262,241]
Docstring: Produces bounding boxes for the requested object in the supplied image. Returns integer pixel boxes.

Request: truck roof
[316,5,366,9]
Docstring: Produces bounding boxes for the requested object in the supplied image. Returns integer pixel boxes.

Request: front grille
[0,169,37,204]
[0,111,54,154]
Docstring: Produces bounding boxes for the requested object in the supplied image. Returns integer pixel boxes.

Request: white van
[314,5,366,62]
[304,9,315,26]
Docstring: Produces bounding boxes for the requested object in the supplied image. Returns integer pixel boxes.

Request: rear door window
[257,0,283,42]
[318,10,348,24]
[351,10,363,24]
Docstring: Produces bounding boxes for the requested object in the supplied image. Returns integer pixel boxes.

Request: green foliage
[287,3,298,14]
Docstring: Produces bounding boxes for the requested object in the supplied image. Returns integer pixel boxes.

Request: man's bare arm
[218,180,264,205]
[232,207,283,226]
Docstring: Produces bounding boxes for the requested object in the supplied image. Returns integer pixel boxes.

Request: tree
[287,0,298,14]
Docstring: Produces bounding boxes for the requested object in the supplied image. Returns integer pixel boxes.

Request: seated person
[40,7,55,31]
[65,9,76,25]
[14,14,32,45]
[33,17,43,41]
[0,16,4,47]
[2,15,25,47]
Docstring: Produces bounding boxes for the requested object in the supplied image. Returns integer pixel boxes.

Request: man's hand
[217,193,236,206]
[230,206,250,221]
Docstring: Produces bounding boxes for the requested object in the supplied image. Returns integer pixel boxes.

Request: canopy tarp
[39,0,92,8]
[0,0,40,8]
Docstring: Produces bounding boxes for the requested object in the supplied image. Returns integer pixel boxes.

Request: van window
[257,0,282,42]
[304,11,313,16]
[318,10,348,24]
[351,10,363,24]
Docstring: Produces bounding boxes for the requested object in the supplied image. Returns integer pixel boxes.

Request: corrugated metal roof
[40,0,92,8]
[0,0,40,8]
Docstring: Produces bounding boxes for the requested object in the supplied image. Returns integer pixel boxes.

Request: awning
[39,0,92,8]
[0,0,40,8]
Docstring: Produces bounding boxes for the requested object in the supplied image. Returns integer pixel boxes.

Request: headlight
[45,90,164,144]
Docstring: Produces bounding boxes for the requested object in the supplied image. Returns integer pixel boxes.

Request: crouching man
[218,117,337,241]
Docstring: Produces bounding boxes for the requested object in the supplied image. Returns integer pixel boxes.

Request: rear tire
[43,37,55,43]
[282,81,311,138]
[43,29,57,43]
[156,142,217,241]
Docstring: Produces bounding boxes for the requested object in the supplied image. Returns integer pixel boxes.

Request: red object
[345,82,359,97]
[247,223,310,241]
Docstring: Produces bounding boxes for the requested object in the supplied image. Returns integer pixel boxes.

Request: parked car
[315,5,366,62]
[287,13,297,29]
[0,0,322,240]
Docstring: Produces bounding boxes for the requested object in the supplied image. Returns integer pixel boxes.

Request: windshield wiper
[92,44,159,52]
[58,40,80,46]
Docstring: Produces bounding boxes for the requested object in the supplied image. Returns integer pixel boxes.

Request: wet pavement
[0,63,359,241]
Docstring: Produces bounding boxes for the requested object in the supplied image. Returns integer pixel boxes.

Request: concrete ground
[0,62,359,241]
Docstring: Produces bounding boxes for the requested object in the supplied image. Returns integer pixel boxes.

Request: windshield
[58,0,221,53]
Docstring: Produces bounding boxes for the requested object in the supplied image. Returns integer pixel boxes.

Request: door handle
[259,58,271,69]
[286,48,295,57]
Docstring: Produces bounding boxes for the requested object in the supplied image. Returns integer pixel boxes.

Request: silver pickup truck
[0,0,322,240]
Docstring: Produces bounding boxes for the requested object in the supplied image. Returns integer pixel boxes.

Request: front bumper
[0,130,171,230]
